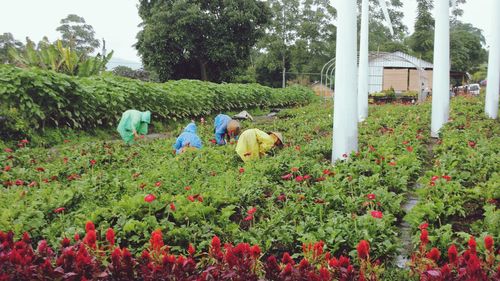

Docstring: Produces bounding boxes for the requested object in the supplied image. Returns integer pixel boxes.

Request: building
[368,51,434,94]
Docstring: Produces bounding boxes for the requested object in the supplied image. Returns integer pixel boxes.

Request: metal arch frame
[320,58,336,100]
[368,52,430,103]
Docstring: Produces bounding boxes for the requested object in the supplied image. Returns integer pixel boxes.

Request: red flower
[277,193,286,202]
[89,159,96,166]
[367,194,376,200]
[468,236,477,253]
[239,167,244,173]
[210,139,216,144]
[247,207,257,215]
[184,186,191,190]
[83,230,97,248]
[484,235,494,251]
[4,148,13,153]
[282,252,295,265]
[197,195,203,202]
[15,179,24,186]
[303,174,311,180]
[370,210,383,219]
[431,175,440,181]
[106,228,115,246]
[155,181,162,187]
[169,202,176,211]
[388,161,396,166]
[251,245,261,258]
[406,146,413,152]
[442,175,451,182]
[20,139,29,144]
[187,243,195,255]
[281,173,293,180]
[295,145,301,151]
[36,167,45,172]
[291,167,299,172]
[3,165,11,172]
[150,229,164,251]
[295,175,304,182]
[420,229,429,245]
[468,141,476,148]
[448,244,458,264]
[323,169,332,175]
[342,153,348,158]
[74,233,80,241]
[427,247,441,262]
[243,215,254,221]
[28,181,37,187]
[357,240,370,260]
[419,222,429,230]
[187,195,195,202]
[54,207,66,213]
[85,221,95,232]
[315,177,326,182]
[402,140,409,145]
[144,194,156,203]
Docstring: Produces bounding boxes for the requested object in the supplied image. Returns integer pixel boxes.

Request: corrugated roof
[369,51,433,69]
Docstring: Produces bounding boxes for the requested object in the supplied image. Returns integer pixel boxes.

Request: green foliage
[135,0,271,82]
[111,66,151,81]
[7,39,113,77]
[56,14,100,55]
[0,65,314,139]
[0,32,24,64]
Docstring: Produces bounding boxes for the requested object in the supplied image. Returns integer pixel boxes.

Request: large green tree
[135,0,270,82]
[56,14,100,55]
[367,0,409,52]
[0,33,24,64]
[407,0,435,62]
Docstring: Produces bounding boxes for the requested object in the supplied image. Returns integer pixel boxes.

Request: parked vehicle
[468,83,481,96]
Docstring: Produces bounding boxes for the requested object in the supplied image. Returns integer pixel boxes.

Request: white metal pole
[485,0,500,119]
[430,0,450,138]
[358,0,369,122]
[332,0,358,162]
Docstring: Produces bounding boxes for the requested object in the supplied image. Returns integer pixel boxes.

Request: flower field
[0,95,499,280]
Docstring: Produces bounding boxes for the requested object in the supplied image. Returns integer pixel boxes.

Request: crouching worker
[174,122,202,154]
[117,110,151,145]
[214,114,241,145]
[235,129,283,162]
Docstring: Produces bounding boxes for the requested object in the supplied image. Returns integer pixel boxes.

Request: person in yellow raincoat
[235,129,284,162]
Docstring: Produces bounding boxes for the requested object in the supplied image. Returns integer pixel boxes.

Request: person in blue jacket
[214,114,241,145]
[173,122,202,154]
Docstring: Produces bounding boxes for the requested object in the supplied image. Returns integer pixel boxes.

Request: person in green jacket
[117,110,151,144]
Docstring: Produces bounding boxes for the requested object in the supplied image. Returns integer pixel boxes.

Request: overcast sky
[0,0,495,63]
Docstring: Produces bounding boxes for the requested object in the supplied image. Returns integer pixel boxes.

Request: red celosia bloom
[83,230,97,248]
[243,215,254,221]
[370,210,383,219]
[431,176,440,181]
[144,194,156,203]
[277,193,286,202]
[251,245,261,258]
[111,247,122,267]
[419,222,429,230]
[281,173,293,180]
[282,252,295,265]
[169,202,176,211]
[291,167,299,172]
[295,145,301,151]
[323,169,331,175]
[188,243,195,255]
[388,161,396,166]
[28,181,37,187]
[319,267,330,280]
[357,240,370,260]
[89,159,96,166]
[61,237,71,248]
[427,247,441,262]
[468,236,477,253]
[4,148,13,153]
[442,175,451,182]
[315,177,326,182]
[468,141,476,148]
[187,195,195,202]
[367,194,376,200]
[155,181,162,187]
[184,186,191,190]
[106,228,115,246]
[295,175,304,182]
[303,174,311,180]
[22,232,30,243]
[484,235,494,251]
[210,139,217,144]
[298,258,309,270]
[406,146,413,152]
[150,230,164,251]
[20,139,29,144]
[74,233,80,241]
[36,167,45,172]
[420,229,429,245]
[85,221,95,232]
[15,179,24,186]
[247,207,257,215]
[239,167,244,173]
[197,196,203,202]
[54,207,66,213]
[3,165,11,172]
[448,244,458,264]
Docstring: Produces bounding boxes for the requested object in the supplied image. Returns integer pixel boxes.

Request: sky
[0,0,496,64]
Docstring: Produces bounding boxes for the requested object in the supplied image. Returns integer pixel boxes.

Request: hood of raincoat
[141,111,151,124]
[184,123,197,134]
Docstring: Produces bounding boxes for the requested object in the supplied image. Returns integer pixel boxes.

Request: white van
[468,84,481,96]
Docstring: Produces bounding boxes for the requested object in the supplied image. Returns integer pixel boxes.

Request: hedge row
[0,65,314,136]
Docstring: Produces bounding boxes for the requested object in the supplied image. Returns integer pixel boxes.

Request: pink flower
[243,215,253,221]
[342,153,348,158]
[468,141,476,148]
[295,175,304,182]
[431,176,440,181]
[210,139,217,144]
[303,174,311,180]
[367,194,376,200]
[281,173,293,180]
[4,148,13,153]
[442,175,451,182]
[89,159,96,166]
[155,181,162,187]
[247,207,257,215]
[239,168,245,174]
[145,194,156,203]
[370,210,383,219]
[15,179,24,186]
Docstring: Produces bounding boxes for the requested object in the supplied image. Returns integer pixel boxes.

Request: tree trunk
[199,60,208,81]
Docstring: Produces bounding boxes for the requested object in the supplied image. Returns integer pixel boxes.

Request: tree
[407,0,435,62]
[135,0,270,82]
[450,21,487,72]
[56,14,100,55]
[112,66,151,81]
[0,33,23,64]
[366,0,409,52]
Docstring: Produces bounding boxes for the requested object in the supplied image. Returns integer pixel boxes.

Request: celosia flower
[298,258,309,270]
[188,243,195,255]
[169,202,176,211]
[468,141,476,148]
[239,167,244,173]
[28,181,37,187]
[295,175,304,182]
[323,169,331,175]
[367,194,376,200]
[83,230,97,248]
[468,236,477,253]
[155,181,162,187]
[250,245,261,258]
[4,148,13,153]
[3,165,11,172]
[484,235,494,251]
[243,215,253,221]
[187,195,195,202]
[448,244,458,264]
[406,146,413,152]
[89,159,96,166]
[427,247,441,262]
[15,179,24,186]
[370,210,383,219]
[419,222,429,230]
[145,194,156,203]
[431,175,440,181]
[357,240,370,260]
[106,228,115,246]
[74,233,80,241]
[247,207,257,215]
[85,221,95,232]
[442,175,451,182]
[282,252,295,265]
[420,229,429,245]
[303,174,311,180]
[61,237,70,248]
[281,173,293,180]
[150,230,164,251]
[54,207,66,213]
[291,167,299,172]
